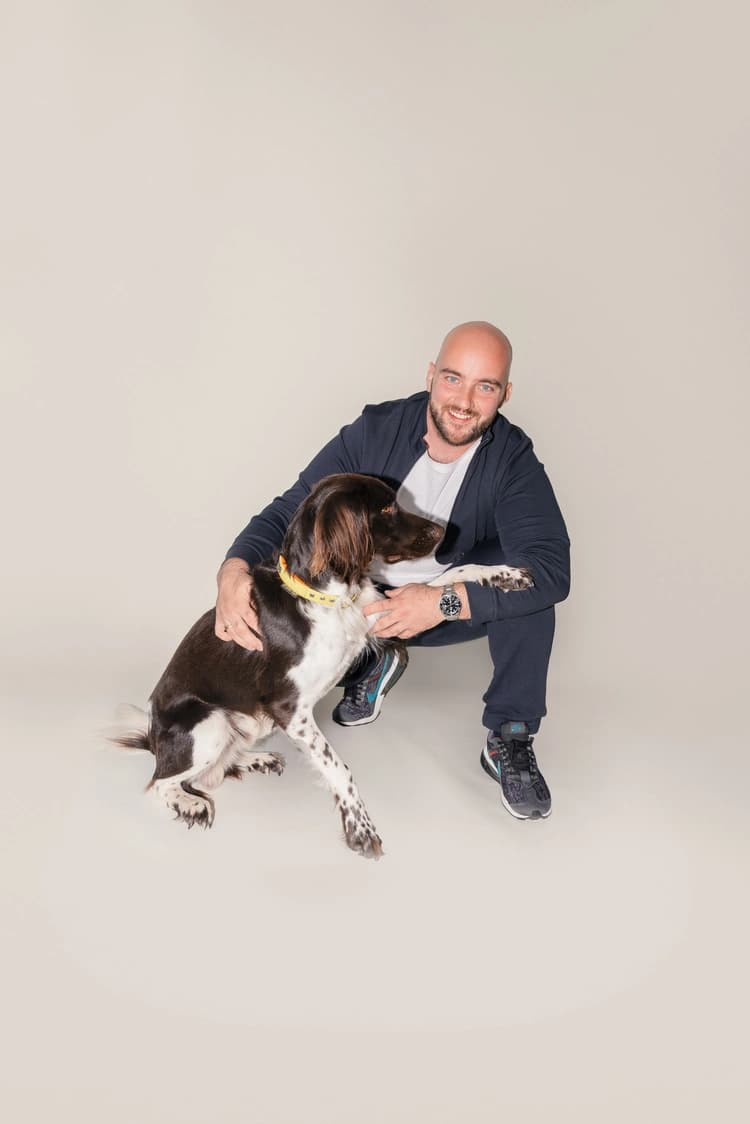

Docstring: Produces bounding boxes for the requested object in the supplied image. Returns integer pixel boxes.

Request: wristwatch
[438,583,462,621]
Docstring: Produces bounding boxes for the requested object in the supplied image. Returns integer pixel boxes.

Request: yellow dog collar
[277,555,358,608]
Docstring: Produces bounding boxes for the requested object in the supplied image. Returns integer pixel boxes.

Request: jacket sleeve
[464,436,571,626]
[224,413,367,567]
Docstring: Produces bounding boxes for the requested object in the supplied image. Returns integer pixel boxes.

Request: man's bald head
[435,321,513,381]
[425,321,514,453]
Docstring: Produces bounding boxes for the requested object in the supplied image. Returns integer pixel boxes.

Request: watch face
[439,590,461,618]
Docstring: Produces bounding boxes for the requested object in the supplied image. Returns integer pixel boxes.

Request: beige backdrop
[2,2,748,1122]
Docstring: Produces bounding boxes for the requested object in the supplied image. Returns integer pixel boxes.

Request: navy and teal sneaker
[331,646,407,727]
[480,721,551,820]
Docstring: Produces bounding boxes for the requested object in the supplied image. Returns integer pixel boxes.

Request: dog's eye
[379,504,395,516]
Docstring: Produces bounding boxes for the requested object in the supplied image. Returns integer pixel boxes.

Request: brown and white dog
[113,472,533,857]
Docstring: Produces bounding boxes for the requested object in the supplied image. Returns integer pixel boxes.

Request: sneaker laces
[349,679,369,706]
[489,734,539,783]
[509,737,539,782]
[346,654,385,706]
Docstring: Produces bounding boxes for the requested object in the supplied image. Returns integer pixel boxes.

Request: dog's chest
[287,600,372,705]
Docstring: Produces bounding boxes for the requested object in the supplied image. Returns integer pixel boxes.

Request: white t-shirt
[368,438,481,586]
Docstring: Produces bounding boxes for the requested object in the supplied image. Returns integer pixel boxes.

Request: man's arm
[463,435,571,626]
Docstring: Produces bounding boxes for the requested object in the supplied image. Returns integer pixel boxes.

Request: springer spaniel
[113,472,532,857]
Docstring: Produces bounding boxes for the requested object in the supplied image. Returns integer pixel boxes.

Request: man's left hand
[364,582,466,639]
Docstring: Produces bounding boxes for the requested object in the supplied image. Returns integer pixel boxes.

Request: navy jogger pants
[406,606,555,735]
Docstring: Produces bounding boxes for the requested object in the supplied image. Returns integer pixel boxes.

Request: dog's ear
[309,495,374,581]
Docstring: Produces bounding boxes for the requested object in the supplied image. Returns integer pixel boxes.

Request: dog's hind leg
[283,709,383,858]
[225,713,285,779]
[151,709,237,829]
[232,750,285,776]
[155,778,216,829]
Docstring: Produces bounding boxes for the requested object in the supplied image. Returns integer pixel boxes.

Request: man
[216,322,570,820]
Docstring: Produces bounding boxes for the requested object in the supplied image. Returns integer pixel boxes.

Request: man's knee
[485,606,556,663]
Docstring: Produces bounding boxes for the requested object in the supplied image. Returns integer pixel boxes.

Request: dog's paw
[165,786,215,830]
[486,565,534,591]
[433,564,534,592]
[240,751,286,776]
[452,565,534,591]
[338,800,383,859]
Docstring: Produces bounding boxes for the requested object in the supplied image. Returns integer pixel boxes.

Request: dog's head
[282,473,444,584]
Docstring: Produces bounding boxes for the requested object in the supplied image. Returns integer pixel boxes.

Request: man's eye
[479,384,495,393]
[444,374,459,384]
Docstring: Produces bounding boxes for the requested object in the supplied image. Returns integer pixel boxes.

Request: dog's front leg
[428,564,534,592]
[283,710,383,859]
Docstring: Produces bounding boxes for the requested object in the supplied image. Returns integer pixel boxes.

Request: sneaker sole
[480,746,551,820]
[332,651,407,727]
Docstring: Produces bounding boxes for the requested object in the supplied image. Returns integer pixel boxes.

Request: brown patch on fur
[483,566,534,591]
[309,499,374,582]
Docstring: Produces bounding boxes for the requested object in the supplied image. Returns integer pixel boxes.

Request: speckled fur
[112,473,443,856]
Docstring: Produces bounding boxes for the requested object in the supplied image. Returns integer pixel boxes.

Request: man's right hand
[215,558,263,652]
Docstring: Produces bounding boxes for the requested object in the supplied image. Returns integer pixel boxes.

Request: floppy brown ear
[310,496,374,581]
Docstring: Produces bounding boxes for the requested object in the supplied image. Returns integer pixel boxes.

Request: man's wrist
[435,582,471,622]
[455,582,470,620]
[217,557,250,584]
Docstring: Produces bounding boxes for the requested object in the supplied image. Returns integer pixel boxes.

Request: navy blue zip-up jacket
[225,391,570,628]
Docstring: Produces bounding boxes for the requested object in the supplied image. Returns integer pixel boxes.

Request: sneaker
[480,721,551,820]
[331,646,407,727]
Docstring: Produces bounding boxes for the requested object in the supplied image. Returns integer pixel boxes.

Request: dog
[113,472,533,857]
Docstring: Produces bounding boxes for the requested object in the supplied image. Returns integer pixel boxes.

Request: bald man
[217,322,570,820]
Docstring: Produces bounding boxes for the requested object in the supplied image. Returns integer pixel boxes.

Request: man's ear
[502,381,513,406]
[426,361,435,391]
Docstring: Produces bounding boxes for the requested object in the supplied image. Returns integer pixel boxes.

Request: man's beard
[428,397,495,447]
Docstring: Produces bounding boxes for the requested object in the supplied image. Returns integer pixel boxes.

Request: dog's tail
[106,704,153,754]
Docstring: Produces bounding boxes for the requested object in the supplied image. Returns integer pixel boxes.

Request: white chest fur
[287,580,383,707]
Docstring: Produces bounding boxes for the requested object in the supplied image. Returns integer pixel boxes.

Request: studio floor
[3,643,747,1123]
[4,1,749,1119]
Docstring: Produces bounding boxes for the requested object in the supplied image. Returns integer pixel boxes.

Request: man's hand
[215,558,263,651]
[363,582,469,639]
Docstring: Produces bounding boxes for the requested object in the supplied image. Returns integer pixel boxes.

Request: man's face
[426,336,511,447]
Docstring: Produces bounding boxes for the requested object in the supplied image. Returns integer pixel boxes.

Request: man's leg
[406,606,554,731]
[332,541,559,816]
[482,608,555,734]
[333,576,556,731]
[410,611,555,819]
